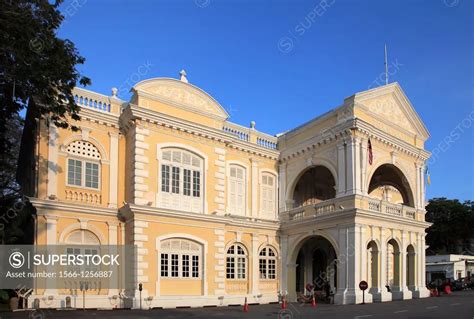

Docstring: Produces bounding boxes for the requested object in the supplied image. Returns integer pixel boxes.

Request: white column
[420,164,426,208]
[47,124,58,199]
[415,164,421,209]
[251,234,259,294]
[360,138,368,195]
[108,132,119,208]
[334,227,347,304]
[45,215,58,296]
[378,227,392,301]
[421,234,427,286]
[278,163,287,212]
[353,137,362,194]
[360,225,367,283]
[345,224,363,303]
[346,138,356,194]
[279,235,289,295]
[337,143,346,196]
[399,231,412,299]
[251,160,259,218]
[416,233,423,288]
[45,215,58,244]
[400,231,407,290]
[108,221,119,295]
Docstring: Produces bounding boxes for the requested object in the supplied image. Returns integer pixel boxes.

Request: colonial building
[18,71,432,308]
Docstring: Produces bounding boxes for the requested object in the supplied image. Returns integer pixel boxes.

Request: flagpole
[384,44,388,85]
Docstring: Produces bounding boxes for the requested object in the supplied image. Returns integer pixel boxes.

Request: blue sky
[58,0,473,201]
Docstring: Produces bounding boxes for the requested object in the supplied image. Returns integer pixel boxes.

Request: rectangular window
[192,171,200,197]
[67,159,82,186]
[259,259,267,279]
[172,167,180,194]
[268,259,276,279]
[237,257,246,279]
[183,169,191,196]
[161,165,170,192]
[226,257,235,279]
[192,255,199,278]
[160,253,169,277]
[182,255,190,277]
[171,254,179,277]
[85,162,99,189]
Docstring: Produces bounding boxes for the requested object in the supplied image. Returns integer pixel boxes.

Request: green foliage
[0,0,90,153]
[0,0,89,244]
[426,198,474,255]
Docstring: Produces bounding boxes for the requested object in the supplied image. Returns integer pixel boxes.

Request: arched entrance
[368,164,414,207]
[406,245,416,290]
[292,166,336,207]
[290,235,337,301]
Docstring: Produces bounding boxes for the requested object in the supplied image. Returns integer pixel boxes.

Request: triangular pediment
[133,78,229,120]
[352,83,430,140]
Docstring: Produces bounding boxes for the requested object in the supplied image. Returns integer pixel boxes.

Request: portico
[277,83,432,304]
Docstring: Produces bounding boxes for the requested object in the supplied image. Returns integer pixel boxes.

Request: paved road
[2,291,474,319]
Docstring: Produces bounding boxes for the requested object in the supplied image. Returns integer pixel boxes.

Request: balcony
[280,196,420,223]
[366,197,417,220]
[222,122,278,150]
[73,87,123,115]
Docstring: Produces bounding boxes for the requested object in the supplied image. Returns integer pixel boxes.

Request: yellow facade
[20,73,432,308]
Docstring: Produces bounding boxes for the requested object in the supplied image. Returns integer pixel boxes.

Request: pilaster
[214,147,226,214]
[47,124,58,199]
[108,132,119,208]
[213,228,226,295]
[133,126,150,206]
[337,142,346,196]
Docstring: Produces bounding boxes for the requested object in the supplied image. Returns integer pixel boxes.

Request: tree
[425,198,474,255]
[0,0,90,156]
[0,0,90,243]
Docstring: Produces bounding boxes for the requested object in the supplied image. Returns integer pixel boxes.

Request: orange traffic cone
[281,294,287,309]
[243,297,249,312]
[311,295,317,308]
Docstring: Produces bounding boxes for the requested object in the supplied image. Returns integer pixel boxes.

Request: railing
[280,197,418,223]
[222,122,278,150]
[284,199,338,222]
[368,198,381,211]
[366,197,417,220]
[223,124,249,141]
[73,87,111,113]
[65,189,102,205]
[256,137,277,150]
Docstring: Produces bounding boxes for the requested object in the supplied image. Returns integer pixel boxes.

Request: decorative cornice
[120,104,280,160]
[31,198,118,217]
[279,117,430,163]
[120,203,280,231]
[78,107,121,128]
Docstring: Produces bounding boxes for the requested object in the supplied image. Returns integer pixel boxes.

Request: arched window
[159,238,202,279]
[64,229,101,284]
[226,243,247,279]
[259,247,277,279]
[228,165,246,216]
[65,229,100,245]
[158,149,203,213]
[66,140,101,189]
[261,173,276,216]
